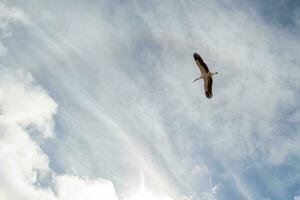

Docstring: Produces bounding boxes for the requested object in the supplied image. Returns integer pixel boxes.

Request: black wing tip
[193,53,200,60]
[193,53,205,64]
[205,91,213,99]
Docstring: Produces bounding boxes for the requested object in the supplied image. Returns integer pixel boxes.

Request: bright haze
[1,0,300,200]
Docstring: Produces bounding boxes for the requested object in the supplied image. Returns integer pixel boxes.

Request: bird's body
[198,72,215,79]
[193,53,217,99]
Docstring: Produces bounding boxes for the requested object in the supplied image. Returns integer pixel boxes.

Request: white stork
[193,53,218,98]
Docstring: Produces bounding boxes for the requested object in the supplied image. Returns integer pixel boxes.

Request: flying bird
[193,53,218,98]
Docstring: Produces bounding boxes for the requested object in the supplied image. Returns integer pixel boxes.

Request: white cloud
[0,69,53,199]
[1,0,300,199]
[55,175,119,200]
[0,69,121,200]
[0,69,57,137]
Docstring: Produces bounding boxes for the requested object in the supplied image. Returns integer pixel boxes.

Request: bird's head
[215,72,218,74]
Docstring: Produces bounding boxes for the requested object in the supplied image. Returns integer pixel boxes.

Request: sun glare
[122,170,173,200]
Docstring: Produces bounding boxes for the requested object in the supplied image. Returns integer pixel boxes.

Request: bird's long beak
[193,78,200,83]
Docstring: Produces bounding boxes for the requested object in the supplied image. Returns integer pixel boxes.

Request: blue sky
[250,0,300,27]
[0,0,300,200]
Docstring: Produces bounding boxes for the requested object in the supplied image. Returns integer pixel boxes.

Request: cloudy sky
[0,0,300,199]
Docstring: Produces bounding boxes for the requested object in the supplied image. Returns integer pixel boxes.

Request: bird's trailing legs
[193,77,202,83]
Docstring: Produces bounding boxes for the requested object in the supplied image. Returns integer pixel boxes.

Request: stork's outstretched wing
[193,53,209,74]
[205,77,213,98]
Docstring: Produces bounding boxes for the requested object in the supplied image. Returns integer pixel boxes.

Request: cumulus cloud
[55,175,119,200]
[0,69,121,200]
[0,69,56,137]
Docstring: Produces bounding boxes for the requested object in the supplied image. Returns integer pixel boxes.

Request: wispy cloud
[1,0,300,199]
